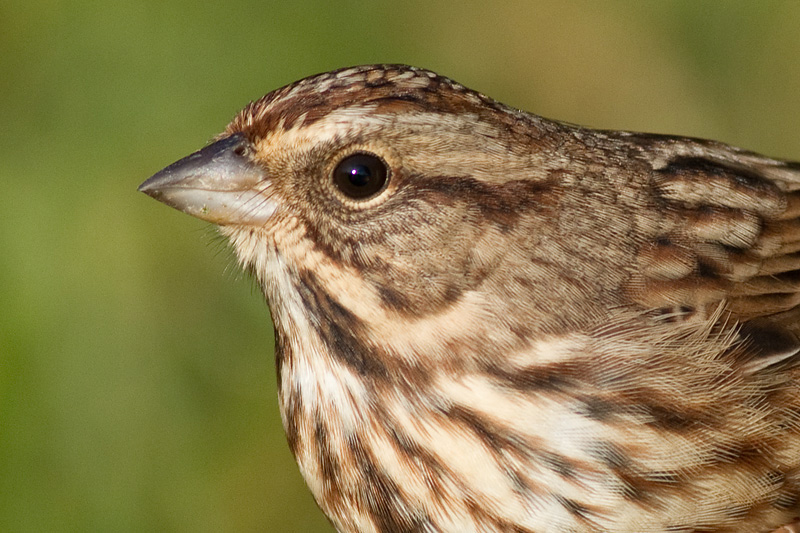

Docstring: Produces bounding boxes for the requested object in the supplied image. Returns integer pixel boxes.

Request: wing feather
[620,134,800,370]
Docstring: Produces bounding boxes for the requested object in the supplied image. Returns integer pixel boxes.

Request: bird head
[138,65,587,326]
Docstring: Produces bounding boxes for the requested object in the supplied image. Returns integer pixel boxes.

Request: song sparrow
[139,65,800,532]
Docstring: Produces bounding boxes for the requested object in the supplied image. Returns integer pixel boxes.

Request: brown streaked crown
[226,64,526,139]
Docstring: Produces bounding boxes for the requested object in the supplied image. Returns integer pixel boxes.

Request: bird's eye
[332,153,389,200]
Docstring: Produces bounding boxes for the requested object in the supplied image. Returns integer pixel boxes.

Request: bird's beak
[138,133,274,225]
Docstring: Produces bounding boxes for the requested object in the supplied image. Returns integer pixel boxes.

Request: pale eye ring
[332,152,389,200]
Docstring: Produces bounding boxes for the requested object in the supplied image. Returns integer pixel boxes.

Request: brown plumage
[139,65,800,532]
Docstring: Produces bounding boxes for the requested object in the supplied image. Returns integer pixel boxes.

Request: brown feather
[141,64,800,532]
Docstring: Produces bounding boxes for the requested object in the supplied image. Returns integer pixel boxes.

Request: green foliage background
[2,1,799,531]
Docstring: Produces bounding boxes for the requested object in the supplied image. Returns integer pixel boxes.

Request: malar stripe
[314,418,345,509]
[277,336,302,456]
[294,268,389,378]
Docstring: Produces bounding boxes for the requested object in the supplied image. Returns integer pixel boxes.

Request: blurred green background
[2,1,799,531]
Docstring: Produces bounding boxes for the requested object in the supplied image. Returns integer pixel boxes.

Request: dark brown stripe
[464,497,537,533]
[484,360,582,392]
[314,417,344,511]
[447,405,586,485]
[278,334,302,456]
[446,405,507,452]
[232,64,534,141]
[737,320,800,371]
[348,433,431,532]
[445,405,544,462]
[587,388,719,435]
[294,268,388,378]
[405,174,556,233]
[384,423,446,478]
[553,494,593,520]
[505,467,532,495]
[574,396,619,421]
[282,385,301,456]
[709,440,762,464]
[642,403,699,432]
[376,283,414,311]
[315,419,340,486]
[585,440,692,505]
[587,440,630,470]
[660,156,772,190]
[539,451,577,479]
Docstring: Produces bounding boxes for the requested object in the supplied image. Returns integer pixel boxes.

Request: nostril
[233,144,247,156]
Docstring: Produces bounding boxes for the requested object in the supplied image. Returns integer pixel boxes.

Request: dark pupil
[348,165,371,187]
[333,153,388,199]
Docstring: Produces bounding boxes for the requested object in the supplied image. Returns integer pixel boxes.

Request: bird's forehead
[225,65,495,143]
